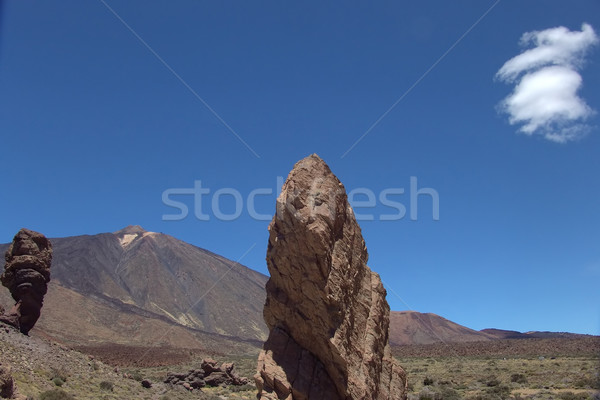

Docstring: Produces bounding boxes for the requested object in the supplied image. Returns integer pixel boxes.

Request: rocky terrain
[0,324,258,399]
[255,154,407,400]
[164,358,249,389]
[0,323,165,399]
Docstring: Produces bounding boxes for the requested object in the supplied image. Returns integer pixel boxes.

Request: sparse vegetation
[228,383,256,392]
[49,367,68,383]
[401,355,599,400]
[558,392,590,400]
[99,380,113,391]
[130,370,144,382]
[39,389,75,400]
[511,373,528,384]
[52,377,64,387]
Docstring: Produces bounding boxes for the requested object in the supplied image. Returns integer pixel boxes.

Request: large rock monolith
[255,154,407,400]
[0,228,52,334]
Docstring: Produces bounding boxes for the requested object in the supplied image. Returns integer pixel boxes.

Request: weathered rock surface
[0,229,52,335]
[164,358,248,390]
[255,154,407,400]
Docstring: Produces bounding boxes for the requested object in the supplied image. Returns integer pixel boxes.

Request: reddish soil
[74,344,210,367]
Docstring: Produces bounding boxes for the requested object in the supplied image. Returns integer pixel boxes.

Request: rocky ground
[2,321,598,400]
[0,324,256,400]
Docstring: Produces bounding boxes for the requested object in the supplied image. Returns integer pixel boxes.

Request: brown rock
[200,358,219,374]
[204,371,228,387]
[0,364,14,398]
[165,359,247,389]
[255,154,407,400]
[0,228,52,335]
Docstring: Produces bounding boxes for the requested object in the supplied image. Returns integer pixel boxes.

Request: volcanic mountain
[0,226,268,351]
[1,227,590,353]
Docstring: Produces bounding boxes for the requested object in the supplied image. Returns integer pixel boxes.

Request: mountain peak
[113,225,147,235]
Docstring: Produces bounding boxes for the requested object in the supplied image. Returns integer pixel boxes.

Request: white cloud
[496,24,598,143]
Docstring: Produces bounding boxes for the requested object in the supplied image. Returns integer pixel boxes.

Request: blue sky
[1,1,599,335]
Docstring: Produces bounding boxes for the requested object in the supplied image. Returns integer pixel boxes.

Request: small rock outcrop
[141,379,152,389]
[164,358,248,391]
[0,228,52,335]
[255,154,407,400]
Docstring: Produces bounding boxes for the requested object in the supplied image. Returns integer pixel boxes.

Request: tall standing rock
[255,154,407,400]
[0,228,52,334]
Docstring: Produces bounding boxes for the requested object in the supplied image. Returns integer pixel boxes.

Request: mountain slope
[1,227,592,350]
[388,312,595,346]
[0,226,268,346]
[389,311,493,345]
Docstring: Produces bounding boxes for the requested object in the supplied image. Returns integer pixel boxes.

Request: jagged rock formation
[165,358,248,390]
[0,228,52,335]
[255,154,407,400]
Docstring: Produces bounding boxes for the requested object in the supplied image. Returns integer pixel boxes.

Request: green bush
[52,377,64,387]
[39,389,75,400]
[99,381,114,391]
[510,373,528,384]
[485,376,501,387]
[131,370,144,382]
[486,384,511,398]
[574,376,600,389]
[228,384,255,392]
[49,367,68,382]
[558,392,591,400]
[423,376,434,386]
[437,387,461,400]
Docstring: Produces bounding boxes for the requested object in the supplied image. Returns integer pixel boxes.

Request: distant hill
[389,311,594,346]
[0,226,268,350]
[389,311,492,345]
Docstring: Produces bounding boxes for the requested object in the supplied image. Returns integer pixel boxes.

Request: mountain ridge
[1,226,593,351]
[389,311,594,345]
